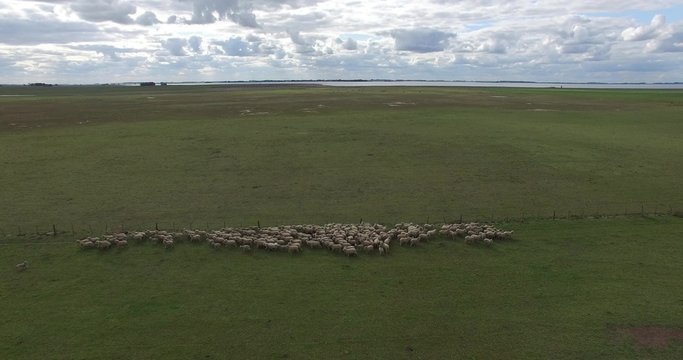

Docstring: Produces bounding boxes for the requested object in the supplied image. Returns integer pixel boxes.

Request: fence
[1,200,681,243]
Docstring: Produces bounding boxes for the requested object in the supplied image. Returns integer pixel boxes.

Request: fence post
[52,224,57,236]
[553,210,556,220]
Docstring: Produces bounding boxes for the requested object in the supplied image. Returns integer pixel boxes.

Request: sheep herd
[76,222,513,256]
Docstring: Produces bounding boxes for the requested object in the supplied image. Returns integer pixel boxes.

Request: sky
[1,0,683,84]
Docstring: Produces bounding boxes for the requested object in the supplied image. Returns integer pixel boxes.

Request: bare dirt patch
[619,326,683,349]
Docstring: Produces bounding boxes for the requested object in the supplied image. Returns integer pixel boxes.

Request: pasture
[1,85,682,358]
[1,85,682,229]
[2,217,682,359]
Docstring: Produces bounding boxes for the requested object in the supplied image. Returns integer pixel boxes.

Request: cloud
[2,0,683,83]
[188,36,203,52]
[162,38,188,56]
[621,15,683,53]
[187,0,259,27]
[390,28,454,53]
[342,38,357,50]
[287,29,316,53]
[70,0,137,24]
[135,11,161,26]
[646,28,683,52]
[214,36,260,56]
[0,15,103,45]
[622,14,666,41]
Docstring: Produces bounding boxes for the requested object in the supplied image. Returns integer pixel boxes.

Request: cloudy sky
[1,0,682,84]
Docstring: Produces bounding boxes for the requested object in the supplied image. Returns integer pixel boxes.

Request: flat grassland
[1,85,682,228]
[1,85,682,359]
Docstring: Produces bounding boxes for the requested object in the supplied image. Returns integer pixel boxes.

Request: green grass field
[2,217,682,359]
[1,85,682,230]
[1,85,682,358]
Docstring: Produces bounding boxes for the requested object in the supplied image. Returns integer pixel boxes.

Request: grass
[1,86,682,231]
[1,85,682,358]
[1,216,682,359]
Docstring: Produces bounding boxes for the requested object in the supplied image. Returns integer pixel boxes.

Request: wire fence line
[0,200,681,243]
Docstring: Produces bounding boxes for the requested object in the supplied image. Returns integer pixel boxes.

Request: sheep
[16,260,28,272]
[96,240,112,249]
[306,240,322,249]
[76,239,95,249]
[74,222,513,257]
[240,244,251,252]
[342,247,357,257]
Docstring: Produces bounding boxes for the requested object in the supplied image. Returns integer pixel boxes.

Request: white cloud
[390,28,454,53]
[622,14,666,41]
[135,11,161,26]
[1,0,682,83]
[70,0,137,24]
[342,38,357,50]
[161,37,188,56]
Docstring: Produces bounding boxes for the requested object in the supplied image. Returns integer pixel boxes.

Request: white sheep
[96,240,112,249]
[76,239,95,249]
[342,247,357,256]
[16,260,29,272]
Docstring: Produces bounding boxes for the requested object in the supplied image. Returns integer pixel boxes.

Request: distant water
[319,81,683,89]
[162,81,683,90]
